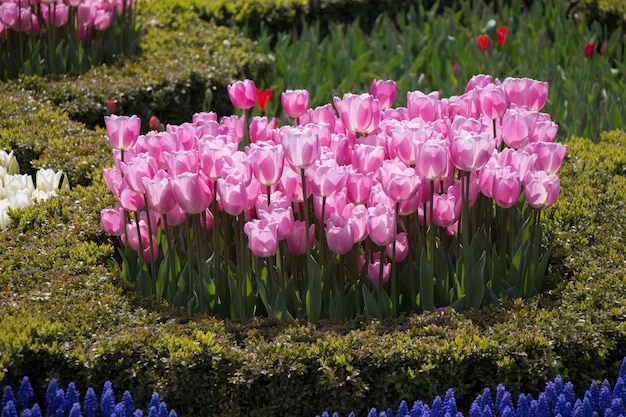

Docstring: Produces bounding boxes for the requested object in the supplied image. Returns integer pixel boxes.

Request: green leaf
[465,251,486,310]
[419,249,435,312]
[305,255,322,321]
[361,285,381,320]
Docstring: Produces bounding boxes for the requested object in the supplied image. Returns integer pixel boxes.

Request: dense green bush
[2,128,626,416]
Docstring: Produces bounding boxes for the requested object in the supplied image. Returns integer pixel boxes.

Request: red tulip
[496,26,508,46]
[106,99,115,116]
[584,42,595,58]
[477,34,490,50]
[149,115,161,131]
[256,88,273,111]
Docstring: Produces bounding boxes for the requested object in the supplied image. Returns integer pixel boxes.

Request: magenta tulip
[326,214,354,255]
[104,115,141,151]
[333,93,381,136]
[370,79,396,110]
[227,79,256,110]
[281,89,309,119]
[244,219,279,257]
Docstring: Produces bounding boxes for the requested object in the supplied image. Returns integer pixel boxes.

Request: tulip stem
[300,168,312,302]
[143,196,157,290]
[391,202,399,318]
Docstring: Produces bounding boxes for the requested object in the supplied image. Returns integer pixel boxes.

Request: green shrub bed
[1,126,626,416]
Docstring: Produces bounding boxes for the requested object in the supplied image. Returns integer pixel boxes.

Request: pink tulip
[501,109,538,149]
[141,170,176,214]
[220,115,245,143]
[530,142,567,174]
[502,77,548,111]
[299,104,337,131]
[124,219,158,263]
[432,193,458,227]
[313,190,347,223]
[379,159,421,202]
[105,115,141,150]
[198,136,237,181]
[94,8,114,31]
[447,93,474,119]
[351,143,386,174]
[465,74,494,93]
[77,2,96,26]
[414,138,449,181]
[286,221,315,255]
[145,131,179,170]
[167,123,197,150]
[257,205,294,240]
[164,149,199,177]
[476,84,508,120]
[367,203,396,246]
[192,111,218,125]
[333,93,381,136]
[217,175,247,216]
[343,203,369,243]
[118,180,145,212]
[249,141,285,187]
[407,90,439,122]
[326,214,354,255]
[171,171,213,214]
[227,79,256,110]
[41,2,69,27]
[220,152,252,186]
[360,252,391,284]
[531,120,559,143]
[249,116,277,143]
[120,155,158,194]
[244,219,279,257]
[100,206,125,236]
[103,167,124,197]
[165,203,187,227]
[281,89,309,119]
[280,125,321,170]
[346,170,374,205]
[386,231,408,262]
[370,79,396,110]
[451,130,495,172]
[524,170,560,210]
[306,160,347,197]
[492,167,521,208]
[279,164,304,202]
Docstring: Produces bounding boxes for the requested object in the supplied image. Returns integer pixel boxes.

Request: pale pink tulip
[227,79,256,110]
[326,214,354,255]
[217,175,247,216]
[360,252,391,284]
[476,84,508,120]
[451,130,495,172]
[120,155,158,194]
[465,74,493,92]
[171,171,213,214]
[105,115,141,150]
[386,231,408,262]
[145,131,179,170]
[351,143,385,174]
[244,219,279,257]
[280,125,320,170]
[100,206,125,236]
[502,77,548,111]
[306,160,347,197]
[407,90,439,122]
[333,93,381,136]
[492,167,521,208]
[286,221,315,255]
[529,142,567,174]
[524,170,560,210]
[414,138,449,181]
[367,203,396,246]
[379,159,421,202]
[142,170,176,214]
[198,136,237,181]
[249,141,284,187]
[346,170,374,205]
[501,109,538,149]
[281,89,309,119]
[164,149,199,177]
[343,203,369,243]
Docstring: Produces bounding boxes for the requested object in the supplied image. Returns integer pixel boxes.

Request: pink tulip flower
[220,115,245,143]
[164,149,199,177]
[379,159,421,202]
[306,159,347,197]
[351,143,386,174]
[346,170,374,205]
[124,219,158,263]
[524,170,561,210]
[244,219,279,257]
[105,115,141,151]
[94,8,114,31]
[279,164,304,202]
[370,79,396,110]
[501,109,538,149]
[326,214,354,255]
[451,130,495,172]
[120,155,158,194]
[170,171,213,214]
[100,206,125,236]
[249,116,277,143]
[386,231,408,262]
[465,74,494,93]
[529,142,567,174]
[41,2,70,27]
[407,90,439,122]
[280,125,321,170]
[165,203,187,227]
[118,180,145,212]
[249,141,285,187]
[432,193,458,227]
[492,167,522,208]
[333,93,381,136]
[286,221,315,255]
[198,136,237,181]
[143,131,179,171]
[299,104,337,131]
[281,89,309,119]
[531,120,559,143]
[476,84,508,120]
[257,205,294,240]
[360,252,391,284]
[502,77,549,111]
[343,203,369,243]
[227,79,256,110]
[414,138,449,181]
[217,175,247,216]
[142,170,176,214]
[367,203,396,246]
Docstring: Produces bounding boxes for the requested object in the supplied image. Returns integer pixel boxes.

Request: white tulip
[8,189,32,210]
[36,169,63,193]
[0,201,10,230]
[4,174,34,196]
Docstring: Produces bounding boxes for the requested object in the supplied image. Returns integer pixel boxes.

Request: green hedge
[2,128,626,416]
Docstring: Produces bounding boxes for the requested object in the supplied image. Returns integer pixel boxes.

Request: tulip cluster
[0,150,64,230]
[101,74,565,320]
[0,0,139,79]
